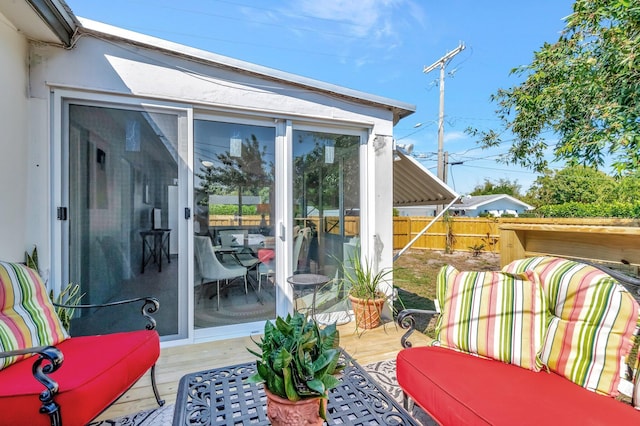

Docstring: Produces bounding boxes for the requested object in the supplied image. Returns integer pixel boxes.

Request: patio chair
[293,227,311,274]
[194,235,248,310]
[0,261,163,426]
[257,248,275,292]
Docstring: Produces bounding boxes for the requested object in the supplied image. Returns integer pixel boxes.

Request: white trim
[52,88,192,340]
[45,81,380,129]
[278,119,293,315]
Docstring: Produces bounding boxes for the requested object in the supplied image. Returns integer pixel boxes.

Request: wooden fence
[393,216,640,255]
[209,215,359,236]
[209,214,640,266]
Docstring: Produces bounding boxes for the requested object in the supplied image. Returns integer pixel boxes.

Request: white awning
[393,151,459,206]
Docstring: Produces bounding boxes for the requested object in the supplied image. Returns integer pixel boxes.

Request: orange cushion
[434,265,547,371]
[503,257,640,396]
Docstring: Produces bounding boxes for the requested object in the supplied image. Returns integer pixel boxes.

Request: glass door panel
[67,104,182,337]
[193,120,276,328]
[292,130,360,321]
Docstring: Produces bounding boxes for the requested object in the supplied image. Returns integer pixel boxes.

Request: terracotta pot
[264,388,323,426]
[348,294,386,329]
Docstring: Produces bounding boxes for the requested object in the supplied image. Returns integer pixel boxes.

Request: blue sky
[65,0,575,195]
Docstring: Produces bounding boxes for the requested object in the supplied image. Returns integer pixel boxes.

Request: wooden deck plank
[95,320,430,421]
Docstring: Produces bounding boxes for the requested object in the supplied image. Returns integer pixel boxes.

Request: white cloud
[444,131,467,143]
[288,0,424,39]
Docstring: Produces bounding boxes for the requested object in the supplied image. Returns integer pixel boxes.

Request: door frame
[52,89,193,345]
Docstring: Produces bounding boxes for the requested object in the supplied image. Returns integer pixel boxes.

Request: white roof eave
[75,18,416,123]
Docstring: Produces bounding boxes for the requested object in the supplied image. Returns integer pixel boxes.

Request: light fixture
[230,133,242,157]
[125,120,141,152]
[324,140,335,164]
[201,159,214,168]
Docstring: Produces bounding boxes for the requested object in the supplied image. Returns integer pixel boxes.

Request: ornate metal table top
[172,352,419,425]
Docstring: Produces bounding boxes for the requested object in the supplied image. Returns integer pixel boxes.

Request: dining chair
[257,249,276,292]
[293,227,311,274]
[194,236,247,310]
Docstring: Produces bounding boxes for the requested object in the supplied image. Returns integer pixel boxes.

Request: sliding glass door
[66,103,187,338]
[193,119,276,328]
[291,129,361,323]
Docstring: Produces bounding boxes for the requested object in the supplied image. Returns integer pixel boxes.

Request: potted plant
[343,252,394,330]
[247,312,344,425]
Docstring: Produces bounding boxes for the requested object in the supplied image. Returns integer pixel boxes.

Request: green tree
[197,134,273,224]
[526,165,615,205]
[610,172,640,203]
[469,0,640,174]
[469,178,522,197]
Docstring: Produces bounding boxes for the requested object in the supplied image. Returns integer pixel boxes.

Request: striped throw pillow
[434,265,547,371]
[0,262,69,370]
[503,257,640,396]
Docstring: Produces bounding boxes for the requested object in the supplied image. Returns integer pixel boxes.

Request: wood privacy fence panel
[393,217,640,254]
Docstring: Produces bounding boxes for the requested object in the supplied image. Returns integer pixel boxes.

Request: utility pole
[423,42,465,184]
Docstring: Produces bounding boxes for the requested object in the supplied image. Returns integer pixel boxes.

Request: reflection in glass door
[193,120,276,328]
[292,130,360,323]
[67,104,182,338]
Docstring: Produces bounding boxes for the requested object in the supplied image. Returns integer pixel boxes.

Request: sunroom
[3,4,422,346]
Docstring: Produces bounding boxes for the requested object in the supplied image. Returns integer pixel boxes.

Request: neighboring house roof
[393,151,459,207]
[0,0,78,47]
[452,194,534,211]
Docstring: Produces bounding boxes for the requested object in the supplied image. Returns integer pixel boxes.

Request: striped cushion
[502,257,640,396]
[0,262,69,370]
[434,265,547,371]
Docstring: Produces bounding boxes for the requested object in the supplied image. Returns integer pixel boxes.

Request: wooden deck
[96,320,431,421]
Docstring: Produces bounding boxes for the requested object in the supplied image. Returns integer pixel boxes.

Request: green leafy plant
[26,245,84,330]
[481,232,499,253]
[442,212,457,253]
[25,246,39,271]
[49,283,84,330]
[468,243,485,257]
[343,251,393,301]
[247,312,344,420]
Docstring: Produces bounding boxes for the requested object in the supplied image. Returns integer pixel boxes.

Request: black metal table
[287,273,330,319]
[172,352,419,425]
[140,229,171,273]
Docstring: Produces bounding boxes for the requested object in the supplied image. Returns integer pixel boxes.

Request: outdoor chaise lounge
[397,256,640,425]
[0,262,163,426]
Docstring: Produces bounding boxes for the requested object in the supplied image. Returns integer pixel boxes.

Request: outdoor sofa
[0,261,163,426]
[396,256,640,425]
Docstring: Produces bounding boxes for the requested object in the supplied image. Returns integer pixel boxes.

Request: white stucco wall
[29,35,393,126]
[0,12,29,262]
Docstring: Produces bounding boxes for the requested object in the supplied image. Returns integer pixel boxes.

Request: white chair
[293,227,311,273]
[219,229,245,249]
[194,236,247,310]
[258,260,275,292]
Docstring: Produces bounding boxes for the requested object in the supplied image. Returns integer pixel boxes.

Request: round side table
[286,273,330,319]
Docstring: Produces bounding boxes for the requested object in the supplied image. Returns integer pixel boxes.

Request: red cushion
[0,329,159,426]
[396,346,640,425]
